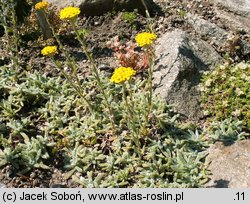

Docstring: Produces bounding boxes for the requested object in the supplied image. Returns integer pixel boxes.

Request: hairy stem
[122,83,140,149]
[71,21,116,134]
[41,12,93,113]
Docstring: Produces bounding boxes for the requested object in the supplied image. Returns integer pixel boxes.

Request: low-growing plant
[122,11,137,25]
[0,66,209,187]
[107,36,150,71]
[201,62,250,129]
[202,119,248,142]
[107,36,149,71]
[178,9,187,18]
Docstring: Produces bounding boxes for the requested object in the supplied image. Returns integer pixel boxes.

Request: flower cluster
[59,7,80,20]
[41,46,57,56]
[135,32,157,47]
[110,67,136,84]
[34,1,49,10]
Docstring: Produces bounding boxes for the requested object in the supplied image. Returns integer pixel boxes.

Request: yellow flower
[110,67,136,84]
[41,46,57,56]
[34,1,49,10]
[135,32,157,47]
[60,7,80,20]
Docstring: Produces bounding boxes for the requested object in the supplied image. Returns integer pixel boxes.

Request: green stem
[140,0,155,128]
[140,0,153,32]
[43,12,76,69]
[142,48,154,135]
[147,51,154,118]
[71,21,116,134]
[42,11,93,112]
[1,0,20,68]
[51,58,93,113]
[122,83,140,149]
[33,0,53,39]
[10,0,19,58]
[128,80,136,114]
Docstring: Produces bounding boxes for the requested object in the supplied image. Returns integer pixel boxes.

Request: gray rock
[153,29,222,120]
[113,0,153,15]
[48,0,113,15]
[215,10,250,33]
[210,0,250,17]
[186,13,228,49]
[186,13,250,56]
[205,139,250,188]
[210,0,250,32]
[47,0,153,16]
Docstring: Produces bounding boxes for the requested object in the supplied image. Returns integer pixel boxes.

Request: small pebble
[32,179,39,186]
[98,64,110,71]
[30,172,36,179]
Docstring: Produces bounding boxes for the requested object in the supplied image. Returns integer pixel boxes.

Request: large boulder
[210,0,250,32]
[205,139,250,188]
[210,0,250,17]
[153,29,222,120]
[113,0,152,15]
[186,13,228,49]
[47,0,113,16]
[47,0,154,16]
[186,13,250,59]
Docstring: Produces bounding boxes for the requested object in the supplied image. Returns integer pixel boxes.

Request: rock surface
[205,139,250,188]
[210,0,250,32]
[47,0,113,16]
[186,13,250,57]
[210,0,250,17]
[153,29,222,120]
[47,0,153,16]
[186,13,228,49]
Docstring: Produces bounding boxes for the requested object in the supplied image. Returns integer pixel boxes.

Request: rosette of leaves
[0,135,55,174]
[201,63,250,129]
[0,66,210,187]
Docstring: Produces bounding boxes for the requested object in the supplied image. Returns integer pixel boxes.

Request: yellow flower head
[34,1,49,10]
[110,67,136,84]
[60,7,81,20]
[41,46,57,56]
[135,32,157,47]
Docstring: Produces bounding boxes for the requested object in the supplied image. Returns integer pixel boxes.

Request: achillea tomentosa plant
[0,64,209,187]
[0,0,212,187]
[39,2,158,140]
[37,3,118,133]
